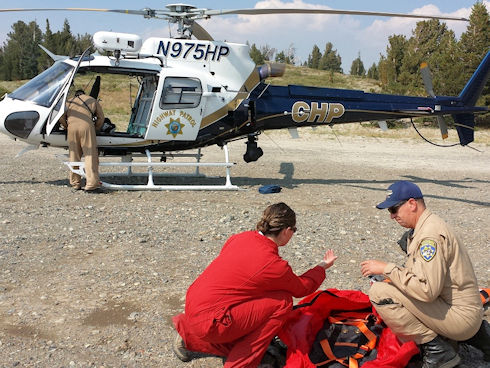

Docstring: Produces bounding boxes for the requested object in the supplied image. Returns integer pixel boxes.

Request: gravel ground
[0,126,489,368]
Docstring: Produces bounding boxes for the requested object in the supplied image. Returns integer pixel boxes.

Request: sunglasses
[388,200,408,214]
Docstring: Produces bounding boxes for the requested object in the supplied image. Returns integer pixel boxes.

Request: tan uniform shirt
[383,209,482,322]
[60,94,104,131]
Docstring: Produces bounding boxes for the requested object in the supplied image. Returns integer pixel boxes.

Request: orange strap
[329,316,377,346]
[316,338,355,368]
[315,315,378,367]
[480,288,489,305]
[349,356,359,368]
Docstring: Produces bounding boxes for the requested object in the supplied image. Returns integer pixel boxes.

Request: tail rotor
[420,62,449,139]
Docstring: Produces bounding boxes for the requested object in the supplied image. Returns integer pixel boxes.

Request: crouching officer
[360,181,489,368]
[60,89,105,193]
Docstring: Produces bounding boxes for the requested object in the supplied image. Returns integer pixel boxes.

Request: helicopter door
[144,76,203,141]
[44,48,90,136]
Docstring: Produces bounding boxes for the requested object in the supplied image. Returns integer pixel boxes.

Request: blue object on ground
[259,185,282,194]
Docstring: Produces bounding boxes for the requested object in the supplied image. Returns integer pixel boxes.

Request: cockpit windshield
[8,62,74,107]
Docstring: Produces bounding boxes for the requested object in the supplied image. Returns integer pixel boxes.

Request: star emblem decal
[165,118,185,138]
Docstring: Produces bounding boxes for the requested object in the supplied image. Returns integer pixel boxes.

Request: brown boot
[419,335,460,368]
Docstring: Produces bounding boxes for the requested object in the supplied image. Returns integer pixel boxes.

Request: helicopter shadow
[24,163,490,208]
[231,163,490,207]
[0,179,45,185]
[315,177,490,207]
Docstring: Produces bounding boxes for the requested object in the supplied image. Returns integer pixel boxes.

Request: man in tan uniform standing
[60,89,104,193]
[360,181,489,368]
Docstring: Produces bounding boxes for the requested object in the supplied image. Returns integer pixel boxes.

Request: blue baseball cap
[376,181,423,209]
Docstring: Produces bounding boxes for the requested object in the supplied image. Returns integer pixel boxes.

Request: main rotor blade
[0,8,156,17]
[190,22,214,41]
[205,8,469,22]
[0,7,469,22]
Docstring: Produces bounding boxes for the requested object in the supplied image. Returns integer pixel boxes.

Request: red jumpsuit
[173,231,326,368]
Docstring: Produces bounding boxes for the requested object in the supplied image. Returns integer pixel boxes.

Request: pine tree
[397,19,461,95]
[275,51,286,63]
[459,2,490,109]
[75,33,93,54]
[249,43,264,65]
[54,19,76,56]
[378,34,408,93]
[318,42,342,73]
[367,63,379,79]
[38,19,56,72]
[1,20,42,80]
[350,52,365,76]
[460,2,490,73]
[307,45,321,69]
[0,47,4,83]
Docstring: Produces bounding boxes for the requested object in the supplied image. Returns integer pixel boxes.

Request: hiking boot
[84,187,106,194]
[420,335,460,368]
[462,320,490,361]
[172,332,193,362]
[70,185,82,192]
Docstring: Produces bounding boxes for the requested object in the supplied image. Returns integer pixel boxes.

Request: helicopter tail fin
[451,51,490,146]
[452,113,475,146]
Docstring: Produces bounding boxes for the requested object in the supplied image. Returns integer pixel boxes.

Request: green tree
[387,35,408,83]
[377,35,408,93]
[54,19,76,56]
[0,48,4,83]
[459,2,490,109]
[307,45,321,69]
[318,42,342,73]
[75,33,93,53]
[367,63,379,79]
[275,50,286,63]
[460,2,490,73]
[37,19,56,71]
[249,43,264,65]
[350,52,365,76]
[275,44,295,64]
[1,20,43,80]
[397,19,462,95]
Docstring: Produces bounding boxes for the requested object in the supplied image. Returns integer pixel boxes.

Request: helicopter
[0,4,489,190]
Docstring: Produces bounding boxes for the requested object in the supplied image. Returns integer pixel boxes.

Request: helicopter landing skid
[60,145,240,191]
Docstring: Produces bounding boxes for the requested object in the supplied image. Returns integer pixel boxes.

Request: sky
[0,1,488,72]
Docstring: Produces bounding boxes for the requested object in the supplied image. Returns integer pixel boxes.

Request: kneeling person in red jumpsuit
[172,202,337,367]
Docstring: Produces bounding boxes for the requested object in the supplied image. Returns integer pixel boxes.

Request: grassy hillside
[266,64,382,92]
[0,64,382,96]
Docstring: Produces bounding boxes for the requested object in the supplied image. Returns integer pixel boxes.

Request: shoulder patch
[420,239,437,262]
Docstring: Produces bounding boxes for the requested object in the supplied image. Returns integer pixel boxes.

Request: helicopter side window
[160,77,202,109]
